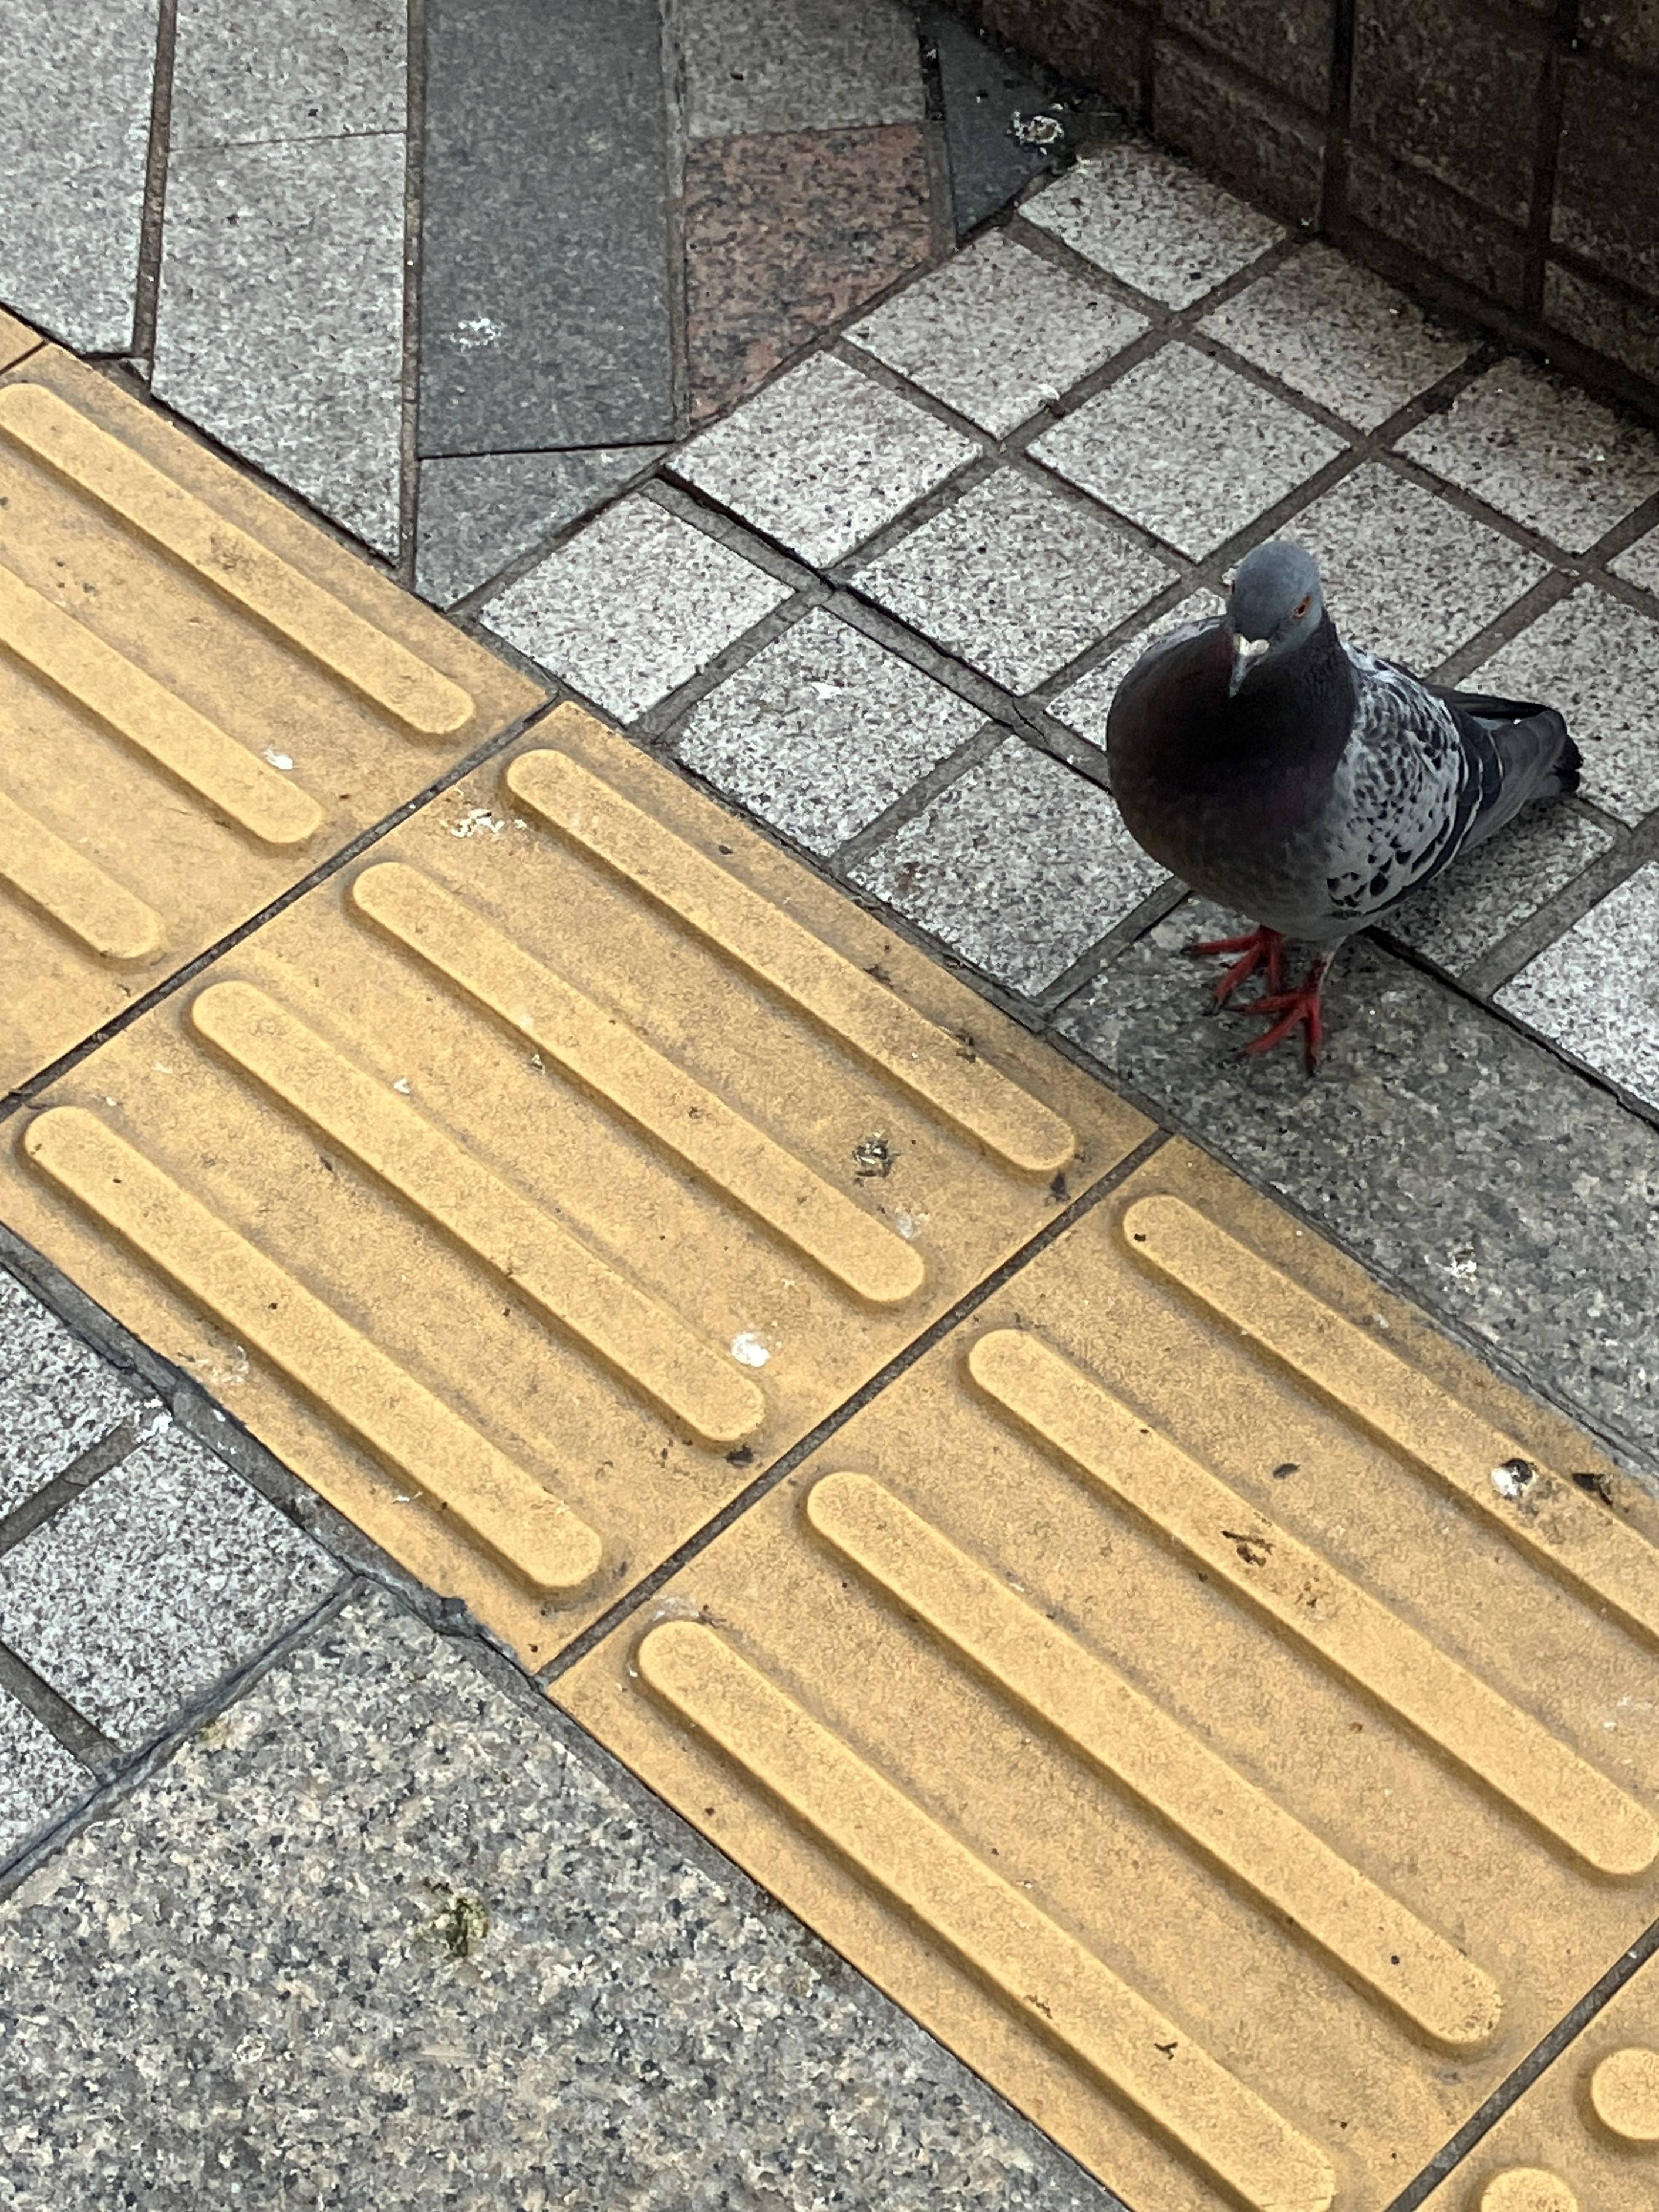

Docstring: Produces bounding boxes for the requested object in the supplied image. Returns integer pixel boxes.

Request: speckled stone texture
[675,354,976,568]
[169,0,405,146]
[0,1272,147,1518]
[1020,141,1281,307]
[1612,527,1659,596]
[1058,903,1659,1468]
[685,126,933,423]
[848,229,1148,437]
[1382,802,1617,975]
[1397,360,1659,553]
[854,468,1173,690]
[1467,586,1659,826]
[1047,588,1227,743]
[1031,343,1346,556]
[0,1587,1115,2211]
[483,497,791,722]
[852,739,1168,992]
[680,0,925,137]
[0,1691,86,1872]
[414,447,663,609]
[674,609,983,853]
[1277,462,1547,670]
[1498,866,1659,1112]
[1199,244,1473,431]
[0,1423,340,1748]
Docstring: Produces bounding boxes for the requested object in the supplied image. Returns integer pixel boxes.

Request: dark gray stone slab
[418,0,675,457]
[414,447,662,607]
[0,1586,1116,2210]
[1057,899,1659,1477]
[922,5,1067,235]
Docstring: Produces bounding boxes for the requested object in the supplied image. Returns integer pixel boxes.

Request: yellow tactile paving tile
[0,705,1145,1663]
[0,346,542,1094]
[1424,1954,1659,2212]
[557,1139,1659,2212]
[0,308,42,372]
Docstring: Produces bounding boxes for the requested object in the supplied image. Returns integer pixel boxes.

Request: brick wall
[945,0,1659,423]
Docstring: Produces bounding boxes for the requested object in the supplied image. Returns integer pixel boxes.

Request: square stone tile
[1382,803,1618,973]
[859,470,1175,691]
[1020,139,1282,308]
[0,1587,1110,2210]
[1276,461,1548,669]
[1396,359,1659,553]
[0,1424,340,1748]
[851,739,1168,993]
[170,0,404,147]
[680,0,925,138]
[1031,343,1347,558]
[675,354,977,568]
[1498,865,1659,1111]
[483,496,793,722]
[1466,586,1659,825]
[1048,588,1227,744]
[0,1691,86,1869]
[848,229,1148,437]
[415,448,662,608]
[674,609,983,853]
[0,1273,147,1519]
[1612,528,1659,597]
[1199,244,1474,431]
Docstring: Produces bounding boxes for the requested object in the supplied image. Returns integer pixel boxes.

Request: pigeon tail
[1427,684,1580,849]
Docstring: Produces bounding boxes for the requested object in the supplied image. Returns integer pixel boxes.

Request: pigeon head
[1226,541,1324,695]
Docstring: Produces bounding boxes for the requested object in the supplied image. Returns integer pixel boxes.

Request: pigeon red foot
[1240,951,1336,1075]
[1189,926,1286,1005]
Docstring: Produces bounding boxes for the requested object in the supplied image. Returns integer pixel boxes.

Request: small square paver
[1276,462,1547,670]
[0,1272,147,1519]
[0,1424,341,1748]
[1031,343,1347,558]
[1021,139,1282,308]
[847,229,1148,437]
[1396,359,1659,553]
[674,353,976,568]
[1498,865,1659,1112]
[1466,586,1659,825]
[1382,803,1618,974]
[1199,244,1473,431]
[0,1689,86,1870]
[1611,528,1659,597]
[1048,588,1227,745]
[850,738,1168,993]
[674,608,983,853]
[854,470,1174,691]
[483,496,793,722]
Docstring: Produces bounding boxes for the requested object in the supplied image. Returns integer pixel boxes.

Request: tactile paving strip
[557,1139,1659,2212]
[0,706,1145,1662]
[0,346,542,1095]
[1423,1951,1659,2212]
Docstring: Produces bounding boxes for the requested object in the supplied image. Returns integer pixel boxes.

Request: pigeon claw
[1189,926,1286,1006]
[1240,954,1335,1075]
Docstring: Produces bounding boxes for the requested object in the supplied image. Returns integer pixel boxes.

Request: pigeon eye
[1292,595,1311,620]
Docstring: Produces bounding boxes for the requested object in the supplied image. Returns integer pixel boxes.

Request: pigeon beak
[1229,633,1271,697]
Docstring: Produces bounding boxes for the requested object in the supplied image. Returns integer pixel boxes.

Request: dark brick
[1577,0,1659,76]
[1351,0,1545,225]
[1545,261,1659,390]
[950,0,1146,113]
[1344,147,1529,308]
[1159,0,1332,115]
[1150,41,1325,225]
[1553,59,1659,300]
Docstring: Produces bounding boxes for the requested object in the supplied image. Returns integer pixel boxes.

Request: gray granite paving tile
[0,1586,1114,2211]
[1031,343,1347,558]
[848,229,1148,438]
[674,608,983,853]
[0,0,159,353]
[1382,802,1618,974]
[1199,244,1474,432]
[1611,527,1659,597]
[1058,900,1659,1465]
[1466,585,1659,826]
[1396,359,1659,554]
[851,738,1168,992]
[923,3,1068,235]
[0,1272,148,1519]
[1498,865,1659,1112]
[420,0,673,456]
[0,1423,340,1748]
[170,0,404,148]
[1020,140,1282,308]
[680,0,925,138]
[855,468,1174,691]
[675,353,977,568]
[1047,587,1228,744]
[483,495,791,722]
[414,448,662,608]
[0,1691,86,1872]
[1276,461,1548,670]
[154,132,404,555]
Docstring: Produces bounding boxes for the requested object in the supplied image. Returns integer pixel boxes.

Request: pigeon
[1105,541,1580,1070]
